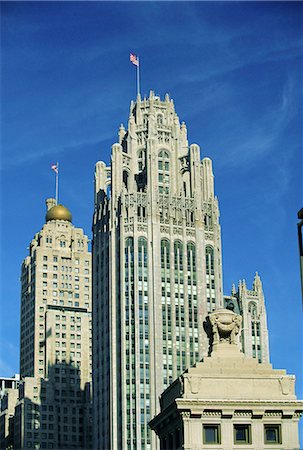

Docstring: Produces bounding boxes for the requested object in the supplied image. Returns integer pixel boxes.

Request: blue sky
[1,0,302,437]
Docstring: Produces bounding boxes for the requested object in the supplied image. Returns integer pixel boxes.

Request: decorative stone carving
[179,155,189,174]
[279,376,294,395]
[209,309,242,346]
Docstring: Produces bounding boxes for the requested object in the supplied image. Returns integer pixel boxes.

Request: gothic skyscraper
[92,92,269,450]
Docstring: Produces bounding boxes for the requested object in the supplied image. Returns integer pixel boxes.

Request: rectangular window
[264,424,281,444]
[203,424,220,444]
[234,424,251,444]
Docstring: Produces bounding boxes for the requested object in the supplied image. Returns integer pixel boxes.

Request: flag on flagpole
[51,163,58,174]
[130,53,139,67]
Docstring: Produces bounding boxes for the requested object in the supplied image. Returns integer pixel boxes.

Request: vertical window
[138,237,150,447]
[158,150,170,194]
[138,149,146,171]
[187,242,198,364]
[205,246,216,312]
[124,237,135,447]
[161,240,171,387]
[249,303,261,362]
[123,170,129,189]
[174,241,185,373]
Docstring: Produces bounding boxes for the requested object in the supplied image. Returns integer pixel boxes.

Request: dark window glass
[264,425,281,444]
[203,425,220,444]
[234,424,251,444]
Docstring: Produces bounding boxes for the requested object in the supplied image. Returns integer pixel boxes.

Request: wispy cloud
[219,76,299,168]
[2,135,113,169]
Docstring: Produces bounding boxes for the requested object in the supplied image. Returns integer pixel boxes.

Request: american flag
[130,53,139,67]
[51,164,58,174]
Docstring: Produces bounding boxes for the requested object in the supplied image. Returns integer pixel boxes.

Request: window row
[203,423,281,445]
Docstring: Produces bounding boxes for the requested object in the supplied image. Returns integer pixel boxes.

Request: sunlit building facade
[224,273,270,363]
[92,92,227,450]
[14,199,92,449]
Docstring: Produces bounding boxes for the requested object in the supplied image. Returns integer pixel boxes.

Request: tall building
[92,92,269,449]
[224,273,269,363]
[13,199,92,449]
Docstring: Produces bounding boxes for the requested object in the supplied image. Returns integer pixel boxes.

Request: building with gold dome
[1,198,92,449]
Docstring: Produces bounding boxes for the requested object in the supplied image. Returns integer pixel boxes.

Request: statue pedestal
[212,342,243,358]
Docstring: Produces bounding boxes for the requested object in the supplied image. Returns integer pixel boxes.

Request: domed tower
[45,201,72,223]
[18,198,92,449]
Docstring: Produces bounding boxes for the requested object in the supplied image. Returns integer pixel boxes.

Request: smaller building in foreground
[0,375,20,450]
[150,309,303,450]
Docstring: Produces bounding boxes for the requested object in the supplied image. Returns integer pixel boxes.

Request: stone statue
[209,309,242,346]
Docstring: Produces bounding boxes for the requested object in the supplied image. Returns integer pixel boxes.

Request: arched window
[161,240,170,271]
[205,246,214,274]
[174,241,183,272]
[158,150,170,194]
[249,302,257,319]
[157,114,163,126]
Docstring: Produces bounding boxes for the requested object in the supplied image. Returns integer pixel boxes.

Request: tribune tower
[92,92,269,450]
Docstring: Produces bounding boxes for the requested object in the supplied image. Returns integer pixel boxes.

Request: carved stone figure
[209,309,242,346]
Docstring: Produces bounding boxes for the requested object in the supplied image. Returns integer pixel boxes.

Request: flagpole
[137,56,140,96]
[55,162,59,205]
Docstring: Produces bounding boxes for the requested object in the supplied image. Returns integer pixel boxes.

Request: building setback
[7,199,92,450]
[92,92,270,450]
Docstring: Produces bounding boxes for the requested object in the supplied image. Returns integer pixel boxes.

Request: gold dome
[46,204,72,222]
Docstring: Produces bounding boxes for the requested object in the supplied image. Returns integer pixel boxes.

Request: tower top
[45,198,72,223]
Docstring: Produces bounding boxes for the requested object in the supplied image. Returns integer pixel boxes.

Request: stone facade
[92,92,271,450]
[224,273,269,363]
[93,92,225,450]
[150,309,303,450]
[4,199,93,449]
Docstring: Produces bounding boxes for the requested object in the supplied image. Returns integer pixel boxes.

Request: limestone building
[13,199,92,449]
[224,273,269,363]
[150,308,303,450]
[92,92,270,450]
